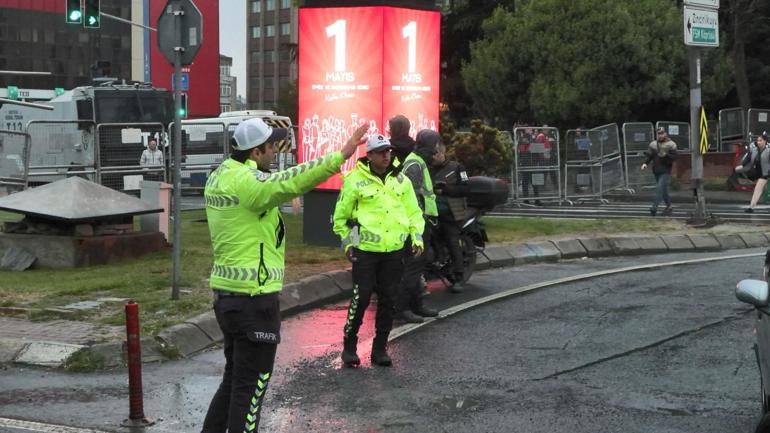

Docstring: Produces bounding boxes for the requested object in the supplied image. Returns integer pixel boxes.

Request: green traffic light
[88,16,97,25]
[69,10,82,21]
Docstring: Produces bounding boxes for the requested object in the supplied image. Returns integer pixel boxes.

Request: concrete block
[715,234,748,250]
[634,236,669,254]
[86,341,124,368]
[140,337,170,362]
[739,233,769,248]
[280,283,303,313]
[661,235,696,252]
[0,338,26,364]
[686,234,721,251]
[484,245,515,267]
[294,275,344,308]
[0,247,36,271]
[14,341,84,367]
[525,242,561,262]
[607,237,641,255]
[325,269,353,292]
[578,238,613,257]
[157,323,213,357]
[551,239,587,259]
[507,244,539,265]
[186,311,223,342]
[476,251,491,271]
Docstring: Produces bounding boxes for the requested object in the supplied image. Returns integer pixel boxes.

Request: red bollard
[121,301,155,427]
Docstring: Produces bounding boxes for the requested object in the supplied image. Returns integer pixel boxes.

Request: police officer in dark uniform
[433,158,470,292]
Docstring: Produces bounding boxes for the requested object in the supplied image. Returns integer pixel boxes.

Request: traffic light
[65,0,82,24]
[83,0,100,28]
[178,93,188,118]
[7,86,19,101]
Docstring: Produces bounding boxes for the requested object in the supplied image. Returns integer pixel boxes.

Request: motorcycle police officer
[333,133,424,367]
[432,158,470,292]
[201,119,368,433]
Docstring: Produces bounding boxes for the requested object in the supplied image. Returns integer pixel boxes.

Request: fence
[621,122,655,192]
[512,126,561,204]
[169,121,228,193]
[563,124,625,203]
[25,120,97,186]
[718,107,746,152]
[97,123,166,193]
[747,108,770,141]
[656,121,691,153]
[0,130,29,196]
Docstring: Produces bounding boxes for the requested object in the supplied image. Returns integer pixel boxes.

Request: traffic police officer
[333,133,424,367]
[201,118,367,433]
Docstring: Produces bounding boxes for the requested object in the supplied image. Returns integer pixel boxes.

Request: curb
[8,231,770,369]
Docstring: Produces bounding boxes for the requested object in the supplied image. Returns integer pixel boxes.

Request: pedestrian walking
[735,132,770,213]
[397,129,445,323]
[200,118,367,433]
[641,127,677,216]
[333,133,424,367]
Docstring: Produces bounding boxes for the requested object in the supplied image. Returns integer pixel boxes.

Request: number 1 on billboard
[326,20,346,72]
[402,21,416,73]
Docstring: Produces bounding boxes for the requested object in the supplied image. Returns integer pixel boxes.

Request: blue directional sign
[171,72,190,91]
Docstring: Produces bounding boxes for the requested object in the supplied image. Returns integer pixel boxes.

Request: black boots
[371,333,392,367]
[341,336,360,367]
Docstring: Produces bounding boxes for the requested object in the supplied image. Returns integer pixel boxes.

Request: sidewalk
[1,230,770,370]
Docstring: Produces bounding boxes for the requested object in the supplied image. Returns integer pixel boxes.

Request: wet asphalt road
[0,249,766,433]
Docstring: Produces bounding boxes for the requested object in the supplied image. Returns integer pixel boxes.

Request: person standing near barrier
[535,127,559,190]
[200,118,368,433]
[333,133,424,367]
[140,137,164,167]
[641,127,677,216]
[518,128,540,205]
[397,129,445,323]
[736,132,770,213]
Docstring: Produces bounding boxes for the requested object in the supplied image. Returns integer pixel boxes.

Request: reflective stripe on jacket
[333,159,424,253]
[205,152,344,295]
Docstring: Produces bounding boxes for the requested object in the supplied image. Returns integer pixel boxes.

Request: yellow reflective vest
[205,152,344,295]
[403,152,438,217]
[333,159,424,253]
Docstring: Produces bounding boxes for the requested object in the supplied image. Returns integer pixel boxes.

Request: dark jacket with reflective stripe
[205,152,344,295]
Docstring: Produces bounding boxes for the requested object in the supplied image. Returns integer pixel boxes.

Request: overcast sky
[219,1,246,98]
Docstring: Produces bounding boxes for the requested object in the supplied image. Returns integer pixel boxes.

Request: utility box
[141,181,172,241]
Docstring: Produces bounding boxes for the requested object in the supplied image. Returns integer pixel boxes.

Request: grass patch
[63,348,104,372]
[484,216,679,244]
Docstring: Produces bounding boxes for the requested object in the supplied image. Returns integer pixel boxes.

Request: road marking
[390,251,763,340]
[0,417,110,433]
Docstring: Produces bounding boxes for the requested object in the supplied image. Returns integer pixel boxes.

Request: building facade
[247,0,298,111]
[0,1,132,90]
[219,54,237,113]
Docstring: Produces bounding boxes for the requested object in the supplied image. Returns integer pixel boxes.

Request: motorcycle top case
[466,176,510,209]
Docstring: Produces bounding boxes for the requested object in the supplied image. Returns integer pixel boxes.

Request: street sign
[157,0,203,65]
[683,0,719,9]
[684,6,719,47]
[171,72,189,91]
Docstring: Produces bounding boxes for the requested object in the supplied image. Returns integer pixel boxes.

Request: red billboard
[298,6,440,190]
[149,0,220,118]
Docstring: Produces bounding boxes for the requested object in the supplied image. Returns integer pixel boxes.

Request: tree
[446,119,513,177]
[461,0,733,130]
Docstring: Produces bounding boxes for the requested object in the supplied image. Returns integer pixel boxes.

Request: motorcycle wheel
[459,234,477,283]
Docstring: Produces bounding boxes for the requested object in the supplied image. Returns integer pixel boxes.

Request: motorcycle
[425,176,509,286]
[735,250,770,433]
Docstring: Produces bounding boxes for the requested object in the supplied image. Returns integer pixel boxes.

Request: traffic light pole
[99,11,157,32]
[171,2,184,301]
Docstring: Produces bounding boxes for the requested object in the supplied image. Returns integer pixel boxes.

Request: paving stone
[715,234,748,250]
[634,236,669,253]
[524,242,561,262]
[185,311,222,342]
[156,323,213,357]
[14,341,84,367]
[551,239,587,259]
[739,233,769,248]
[0,338,26,364]
[506,244,538,265]
[686,234,721,251]
[577,238,613,257]
[607,237,641,255]
[661,235,696,252]
[484,245,515,267]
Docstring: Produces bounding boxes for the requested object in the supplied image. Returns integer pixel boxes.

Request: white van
[176,111,296,191]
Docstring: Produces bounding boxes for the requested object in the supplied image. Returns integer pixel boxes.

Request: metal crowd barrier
[748,108,770,141]
[718,107,746,152]
[656,121,691,153]
[512,126,561,204]
[25,120,97,186]
[0,130,30,196]
[563,124,626,204]
[97,122,166,193]
[622,122,655,191]
[169,121,228,193]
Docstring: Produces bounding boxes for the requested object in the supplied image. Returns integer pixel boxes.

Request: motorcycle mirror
[736,279,770,307]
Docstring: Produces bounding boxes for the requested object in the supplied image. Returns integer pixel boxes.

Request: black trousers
[201,293,281,433]
[437,216,464,276]
[398,220,432,311]
[344,248,404,338]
